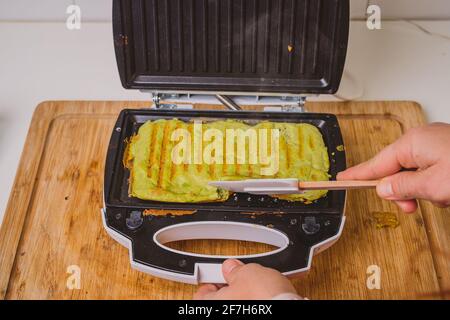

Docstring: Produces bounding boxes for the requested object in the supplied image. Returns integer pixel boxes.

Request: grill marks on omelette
[125,119,330,203]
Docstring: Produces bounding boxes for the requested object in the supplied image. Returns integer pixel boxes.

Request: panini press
[103,0,349,284]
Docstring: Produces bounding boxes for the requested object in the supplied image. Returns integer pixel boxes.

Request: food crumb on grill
[143,209,197,217]
[241,211,286,216]
[241,212,266,216]
[371,211,399,229]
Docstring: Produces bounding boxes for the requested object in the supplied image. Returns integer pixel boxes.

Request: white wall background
[0,0,450,22]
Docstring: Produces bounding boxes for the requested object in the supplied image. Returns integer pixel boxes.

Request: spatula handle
[298,180,380,191]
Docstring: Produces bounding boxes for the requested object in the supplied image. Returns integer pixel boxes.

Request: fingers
[337,131,420,181]
[195,260,299,300]
[337,146,402,181]
[338,158,424,214]
[222,259,244,285]
[376,170,433,201]
[338,124,450,212]
[394,200,418,213]
[193,284,219,300]
[431,202,449,209]
[194,260,245,300]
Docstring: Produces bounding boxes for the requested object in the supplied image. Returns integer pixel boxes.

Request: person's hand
[337,122,450,213]
[193,259,298,300]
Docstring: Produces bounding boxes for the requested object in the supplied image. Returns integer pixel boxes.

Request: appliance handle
[151,221,290,284]
[103,211,289,284]
[196,263,226,283]
[129,259,227,284]
[103,209,346,284]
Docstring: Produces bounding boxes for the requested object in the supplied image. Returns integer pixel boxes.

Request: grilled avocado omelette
[124,119,330,203]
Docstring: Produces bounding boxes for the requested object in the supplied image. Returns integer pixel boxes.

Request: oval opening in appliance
[165,239,277,256]
[153,221,289,259]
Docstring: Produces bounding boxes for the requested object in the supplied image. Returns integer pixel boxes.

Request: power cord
[333,69,364,101]
[403,20,450,42]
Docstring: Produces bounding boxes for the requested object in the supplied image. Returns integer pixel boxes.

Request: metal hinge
[149,92,307,112]
[214,94,242,110]
[152,93,241,110]
[280,96,307,112]
[152,94,180,110]
[264,96,307,112]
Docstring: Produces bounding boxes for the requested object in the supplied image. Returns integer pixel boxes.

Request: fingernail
[377,180,394,198]
[222,259,243,275]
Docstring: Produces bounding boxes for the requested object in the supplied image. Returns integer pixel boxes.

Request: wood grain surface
[0,101,448,300]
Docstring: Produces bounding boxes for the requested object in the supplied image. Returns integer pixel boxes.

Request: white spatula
[209,178,379,195]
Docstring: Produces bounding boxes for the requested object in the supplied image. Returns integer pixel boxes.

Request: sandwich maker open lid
[103,0,350,284]
[113,0,349,96]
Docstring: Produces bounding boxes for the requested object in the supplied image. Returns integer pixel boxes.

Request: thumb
[376,170,431,201]
[222,259,244,285]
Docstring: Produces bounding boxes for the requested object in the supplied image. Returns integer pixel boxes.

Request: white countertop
[0,20,450,224]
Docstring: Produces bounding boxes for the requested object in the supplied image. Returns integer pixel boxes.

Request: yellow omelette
[124,119,330,203]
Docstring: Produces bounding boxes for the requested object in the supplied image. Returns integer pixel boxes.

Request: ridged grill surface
[113,0,349,94]
[124,119,330,203]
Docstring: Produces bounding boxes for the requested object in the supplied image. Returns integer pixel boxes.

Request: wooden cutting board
[0,101,448,300]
